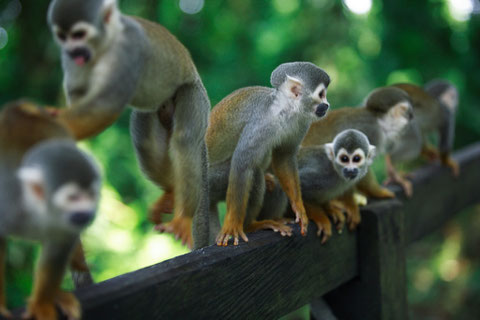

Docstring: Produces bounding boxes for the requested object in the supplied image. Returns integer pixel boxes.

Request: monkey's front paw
[326,202,346,233]
[310,214,332,244]
[155,216,193,248]
[344,206,361,231]
[56,291,81,320]
[384,175,413,198]
[149,191,175,224]
[291,204,308,236]
[216,225,248,246]
[421,146,440,162]
[23,301,56,320]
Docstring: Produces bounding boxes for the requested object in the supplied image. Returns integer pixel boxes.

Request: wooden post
[321,200,407,320]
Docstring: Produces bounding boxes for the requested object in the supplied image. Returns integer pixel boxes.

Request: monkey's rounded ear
[367,145,377,165]
[18,167,45,201]
[325,143,335,162]
[102,0,118,24]
[284,75,303,99]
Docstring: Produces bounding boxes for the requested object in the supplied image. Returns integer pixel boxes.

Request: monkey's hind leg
[245,170,292,237]
[24,240,81,320]
[357,169,396,199]
[164,81,210,249]
[383,154,413,197]
[337,190,361,231]
[150,190,174,224]
[0,237,11,318]
[304,202,332,244]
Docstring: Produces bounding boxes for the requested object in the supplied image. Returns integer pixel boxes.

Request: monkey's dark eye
[57,31,67,41]
[72,30,86,40]
[68,194,81,202]
[319,90,325,99]
[353,155,362,163]
[340,155,349,163]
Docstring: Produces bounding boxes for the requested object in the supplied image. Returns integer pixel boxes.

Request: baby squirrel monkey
[207,62,331,246]
[259,129,377,243]
[385,80,459,196]
[302,87,414,200]
[47,0,210,248]
[0,102,101,320]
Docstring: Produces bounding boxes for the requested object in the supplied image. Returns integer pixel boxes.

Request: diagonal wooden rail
[10,143,480,320]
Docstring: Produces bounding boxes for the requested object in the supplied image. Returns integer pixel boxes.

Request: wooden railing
[13,143,480,319]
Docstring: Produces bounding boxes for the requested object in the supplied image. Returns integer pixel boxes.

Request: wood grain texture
[8,143,480,320]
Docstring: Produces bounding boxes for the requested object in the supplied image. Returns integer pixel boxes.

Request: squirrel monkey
[259,130,377,243]
[0,102,101,320]
[47,0,210,249]
[302,87,414,200]
[385,81,459,195]
[208,62,331,246]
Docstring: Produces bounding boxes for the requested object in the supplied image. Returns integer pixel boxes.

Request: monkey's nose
[70,211,94,227]
[315,103,329,117]
[343,168,358,180]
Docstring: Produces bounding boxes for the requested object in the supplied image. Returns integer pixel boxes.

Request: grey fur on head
[424,79,456,98]
[270,62,331,91]
[22,139,101,194]
[333,129,370,154]
[48,0,106,29]
[365,87,411,114]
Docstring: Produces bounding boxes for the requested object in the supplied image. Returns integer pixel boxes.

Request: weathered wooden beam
[323,200,407,320]
[76,227,357,320]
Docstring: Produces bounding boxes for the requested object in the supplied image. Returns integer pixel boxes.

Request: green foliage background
[1,0,480,318]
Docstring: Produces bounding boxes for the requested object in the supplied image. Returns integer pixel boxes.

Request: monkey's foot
[0,305,11,318]
[384,174,413,198]
[149,191,175,224]
[216,224,248,247]
[23,301,56,320]
[343,204,361,231]
[264,173,277,192]
[441,155,460,177]
[246,220,293,237]
[421,145,440,162]
[311,213,332,244]
[291,203,309,236]
[56,291,81,320]
[155,216,193,249]
[325,201,346,233]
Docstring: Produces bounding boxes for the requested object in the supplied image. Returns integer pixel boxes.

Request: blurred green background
[1,0,480,318]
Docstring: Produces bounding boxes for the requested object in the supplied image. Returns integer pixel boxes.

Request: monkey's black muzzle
[68,47,91,66]
[315,103,329,118]
[70,211,94,227]
[343,168,358,180]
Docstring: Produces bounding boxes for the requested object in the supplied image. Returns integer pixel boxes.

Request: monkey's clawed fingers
[292,205,308,236]
[155,216,193,249]
[384,174,413,198]
[442,157,460,177]
[327,206,346,234]
[56,291,81,320]
[216,228,248,247]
